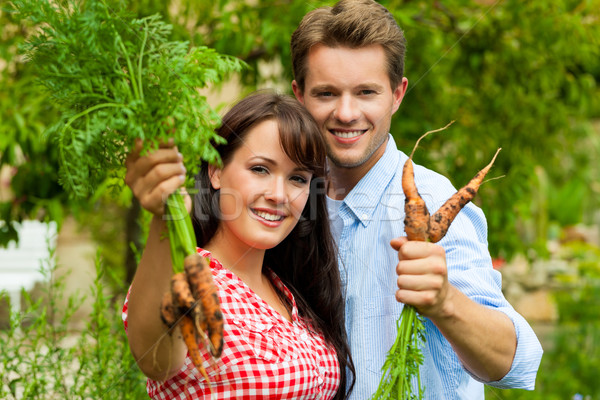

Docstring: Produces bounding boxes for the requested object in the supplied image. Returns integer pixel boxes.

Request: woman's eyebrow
[248,155,275,164]
[249,155,313,173]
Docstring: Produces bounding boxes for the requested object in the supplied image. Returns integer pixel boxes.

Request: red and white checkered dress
[122,248,340,399]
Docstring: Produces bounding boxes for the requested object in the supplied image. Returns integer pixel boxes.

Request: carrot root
[184,254,224,358]
[403,158,430,242]
[180,315,213,395]
[167,266,218,394]
[402,121,455,242]
[428,148,501,243]
[160,291,178,328]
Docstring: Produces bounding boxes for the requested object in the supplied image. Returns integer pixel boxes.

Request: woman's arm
[124,140,190,381]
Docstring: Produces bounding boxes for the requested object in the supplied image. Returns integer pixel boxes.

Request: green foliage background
[2,0,599,261]
[1,1,599,398]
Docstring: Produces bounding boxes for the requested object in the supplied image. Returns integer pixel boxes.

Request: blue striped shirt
[327,135,543,399]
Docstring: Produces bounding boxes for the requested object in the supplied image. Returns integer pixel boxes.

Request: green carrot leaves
[373,306,426,400]
[11,0,244,198]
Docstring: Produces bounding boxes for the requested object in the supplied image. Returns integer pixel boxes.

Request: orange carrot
[160,291,178,328]
[402,122,454,242]
[428,148,501,243]
[171,272,196,310]
[184,254,224,358]
[402,158,430,242]
[381,121,499,400]
[168,271,214,390]
[179,315,213,394]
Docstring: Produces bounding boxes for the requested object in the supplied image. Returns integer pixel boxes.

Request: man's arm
[391,237,516,382]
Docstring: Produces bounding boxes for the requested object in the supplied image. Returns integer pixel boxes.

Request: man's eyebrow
[356,82,385,91]
[309,83,386,94]
[309,85,334,94]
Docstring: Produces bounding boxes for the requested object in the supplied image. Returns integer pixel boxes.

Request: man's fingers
[390,236,408,251]
[397,271,443,292]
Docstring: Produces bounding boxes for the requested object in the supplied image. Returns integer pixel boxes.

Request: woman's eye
[290,175,309,184]
[250,165,268,174]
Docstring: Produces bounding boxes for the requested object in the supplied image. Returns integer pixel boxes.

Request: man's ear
[292,80,304,104]
[391,77,409,114]
[208,164,222,190]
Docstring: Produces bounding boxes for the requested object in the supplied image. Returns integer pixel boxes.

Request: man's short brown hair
[291,0,407,92]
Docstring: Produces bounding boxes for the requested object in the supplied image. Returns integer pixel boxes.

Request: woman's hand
[125,138,191,216]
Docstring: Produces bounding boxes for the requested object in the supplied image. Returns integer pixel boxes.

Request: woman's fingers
[125,139,188,216]
[139,173,187,215]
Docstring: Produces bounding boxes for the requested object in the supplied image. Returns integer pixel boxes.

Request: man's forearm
[430,285,517,382]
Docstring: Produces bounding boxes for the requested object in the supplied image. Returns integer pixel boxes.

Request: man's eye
[360,89,376,95]
[317,91,333,97]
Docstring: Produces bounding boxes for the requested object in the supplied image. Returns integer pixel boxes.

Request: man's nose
[333,94,360,123]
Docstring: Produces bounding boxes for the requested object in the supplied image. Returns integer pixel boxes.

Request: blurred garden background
[0,0,599,398]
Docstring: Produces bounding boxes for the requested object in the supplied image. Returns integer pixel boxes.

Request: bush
[0,247,147,399]
[486,241,600,400]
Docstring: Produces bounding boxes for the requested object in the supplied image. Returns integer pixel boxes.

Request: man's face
[293,44,407,171]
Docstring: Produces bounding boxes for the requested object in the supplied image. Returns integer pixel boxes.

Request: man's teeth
[255,210,283,221]
[332,130,363,139]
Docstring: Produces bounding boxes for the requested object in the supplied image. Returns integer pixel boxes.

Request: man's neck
[326,165,362,200]
[326,141,388,200]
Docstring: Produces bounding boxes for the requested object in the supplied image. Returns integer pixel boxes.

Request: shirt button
[362,213,368,220]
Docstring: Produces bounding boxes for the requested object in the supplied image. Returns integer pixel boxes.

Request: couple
[123,0,543,399]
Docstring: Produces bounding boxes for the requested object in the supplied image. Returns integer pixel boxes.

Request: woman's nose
[264,176,288,204]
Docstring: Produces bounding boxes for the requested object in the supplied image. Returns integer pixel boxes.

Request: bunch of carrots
[373,122,501,399]
[10,0,236,391]
[159,189,224,392]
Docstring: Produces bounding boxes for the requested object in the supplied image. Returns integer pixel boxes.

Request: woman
[122,91,355,399]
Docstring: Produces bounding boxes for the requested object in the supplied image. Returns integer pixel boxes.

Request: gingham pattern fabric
[122,248,340,399]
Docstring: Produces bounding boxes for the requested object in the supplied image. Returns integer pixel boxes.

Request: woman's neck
[204,230,291,322]
[204,232,265,285]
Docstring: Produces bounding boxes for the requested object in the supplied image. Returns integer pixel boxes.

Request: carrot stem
[408,120,455,160]
[165,192,196,273]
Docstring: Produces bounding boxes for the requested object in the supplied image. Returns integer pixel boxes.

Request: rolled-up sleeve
[481,307,543,389]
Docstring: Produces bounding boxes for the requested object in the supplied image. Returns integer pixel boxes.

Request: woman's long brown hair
[192,90,355,398]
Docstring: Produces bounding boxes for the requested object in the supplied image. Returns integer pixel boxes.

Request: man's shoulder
[389,150,457,195]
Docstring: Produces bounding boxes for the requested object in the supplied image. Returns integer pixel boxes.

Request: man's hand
[390,236,517,382]
[391,236,453,319]
[125,138,191,216]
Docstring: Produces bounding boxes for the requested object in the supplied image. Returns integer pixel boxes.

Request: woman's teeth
[255,210,283,221]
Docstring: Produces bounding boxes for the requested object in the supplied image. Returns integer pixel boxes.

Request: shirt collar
[341,134,400,226]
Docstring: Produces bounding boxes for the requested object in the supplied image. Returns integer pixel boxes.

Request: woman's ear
[208,164,222,190]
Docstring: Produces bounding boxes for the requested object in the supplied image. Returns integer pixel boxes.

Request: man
[290,0,543,398]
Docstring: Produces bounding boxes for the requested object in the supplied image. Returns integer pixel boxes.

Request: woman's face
[210,119,313,251]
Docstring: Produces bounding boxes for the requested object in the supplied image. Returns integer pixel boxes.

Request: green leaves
[11,0,244,199]
[386,0,600,258]
[373,306,426,400]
